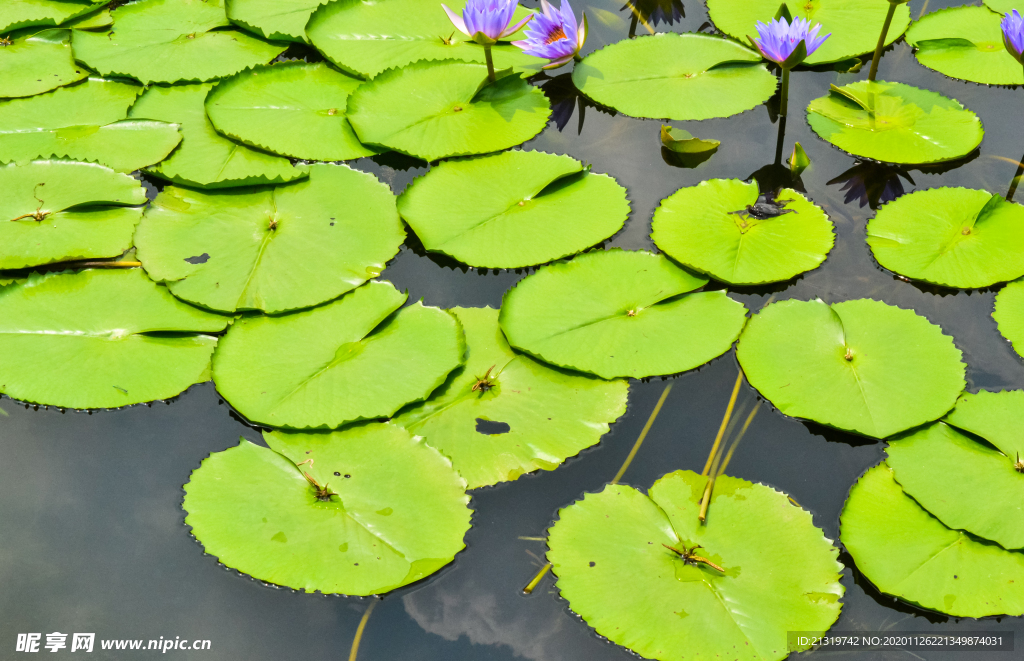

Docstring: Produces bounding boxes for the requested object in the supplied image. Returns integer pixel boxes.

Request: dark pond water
[3,0,1023,658]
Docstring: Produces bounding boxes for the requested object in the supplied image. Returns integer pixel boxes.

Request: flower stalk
[868,0,899,82]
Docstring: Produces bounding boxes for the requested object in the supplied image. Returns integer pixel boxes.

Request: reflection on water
[828,161,914,209]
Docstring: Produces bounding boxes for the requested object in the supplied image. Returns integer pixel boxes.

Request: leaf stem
[348,599,377,661]
[868,0,898,82]
[611,382,673,485]
[700,372,743,476]
[484,44,496,82]
[779,67,790,119]
[522,563,552,594]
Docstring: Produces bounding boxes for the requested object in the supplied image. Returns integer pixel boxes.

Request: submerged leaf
[906,6,1023,85]
[0,28,87,99]
[659,126,720,154]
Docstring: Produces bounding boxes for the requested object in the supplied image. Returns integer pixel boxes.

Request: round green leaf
[0,269,229,409]
[226,0,329,41]
[571,33,777,121]
[183,423,471,595]
[841,463,1024,617]
[347,62,550,162]
[0,0,104,33]
[393,307,629,489]
[205,61,376,162]
[906,6,1023,85]
[651,179,834,285]
[212,281,465,429]
[397,150,629,268]
[866,187,1024,288]
[72,0,287,84]
[547,471,843,661]
[994,278,1024,357]
[499,249,748,379]
[0,160,145,270]
[807,81,984,165]
[136,164,402,314]
[944,389,1024,459]
[128,83,307,189]
[0,28,87,99]
[736,298,966,439]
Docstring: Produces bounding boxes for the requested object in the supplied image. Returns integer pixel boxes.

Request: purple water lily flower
[442,0,532,45]
[512,0,587,69]
[1002,10,1024,64]
[752,16,830,69]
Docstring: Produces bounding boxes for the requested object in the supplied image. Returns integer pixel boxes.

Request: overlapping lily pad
[841,463,1024,617]
[226,0,329,41]
[0,269,229,409]
[212,281,464,429]
[806,81,984,164]
[72,0,287,84]
[183,423,471,595]
[136,164,401,314]
[0,160,146,269]
[499,249,748,379]
[347,62,550,161]
[205,61,376,162]
[867,187,1024,288]
[985,0,1021,14]
[945,389,1024,457]
[906,5,1024,85]
[0,29,86,99]
[736,298,966,438]
[0,0,104,33]
[994,278,1024,357]
[571,33,777,121]
[651,179,834,285]
[547,470,844,660]
[397,151,629,268]
[394,307,628,488]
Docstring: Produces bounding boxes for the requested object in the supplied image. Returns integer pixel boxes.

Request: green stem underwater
[1007,152,1024,202]
[868,1,898,82]
[484,44,496,82]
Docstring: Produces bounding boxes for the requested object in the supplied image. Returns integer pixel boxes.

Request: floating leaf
[499,249,747,379]
[806,81,983,165]
[347,62,550,161]
[136,164,401,314]
[789,142,810,176]
[945,389,1024,458]
[0,269,229,409]
[841,463,1024,617]
[0,0,104,33]
[226,0,329,41]
[985,0,1020,14]
[128,82,308,189]
[659,125,720,153]
[547,471,843,661]
[394,307,628,488]
[0,28,87,99]
[183,423,471,595]
[212,281,464,429]
[571,33,777,121]
[396,150,629,268]
[994,278,1024,358]
[906,5,1023,85]
[72,0,287,84]
[205,61,376,162]
[63,5,111,29]
[651,179,833,285]
[736,298,966,439]
[866,187,1024,289]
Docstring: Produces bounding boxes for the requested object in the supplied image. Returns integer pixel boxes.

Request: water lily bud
[1002,10,1024,64]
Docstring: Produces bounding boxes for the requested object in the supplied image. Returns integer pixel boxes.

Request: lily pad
[212,280,465,429]
[226,0,329,41]
[394,307,628,489]
[499,249,748,379]
[0,160,145,270]
[806,81,984,165]
[135,164,402,314]
[347,61,550,162]
[571,33,777,121]
[651,179,834,285]
[205,61,376,162]
[0,268,229,409]
[128,82,308,189]
[0,28,87,99]
[183,423,471,595]
[985,0,1022,14]
[72,0,288,84]
[866,187,1024,288]
[659,126,720,153]
[736,298,966,439]
[0,0,104,33]
[945,389,1024,458]
[396,151,629,268]
[906,5,1023,85]
[546,470,844,661]
[994,278,1024,358]
[841,462,1024,617]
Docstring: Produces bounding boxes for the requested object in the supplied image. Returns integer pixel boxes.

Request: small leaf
[659,125,720,153]
[774,2,793,22]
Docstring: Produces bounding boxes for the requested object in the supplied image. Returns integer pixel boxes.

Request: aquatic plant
[868,0,910,80]
[512,0,587,69]
[750,14,828,118]
[443,0,533,80]
[1003,9,1024,66]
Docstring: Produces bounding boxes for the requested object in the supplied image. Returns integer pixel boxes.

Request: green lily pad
[394,307,628,489]
[985,0,1022,14]
[841,462,1024,617]
[205,61,376,162]
[0,0,104,33]
[736,298,966,439]
[866,187,1024,289]
[396,150,629,268]
[659,126,720,154]
[0,28,87,99]
[212,281,465,429]
[906,5,1023,85]
[63,5,110,29]
[0,268,229,409]
[226,0,329,41]
[306,0,537,79]
[72,0,287,84]
[0,78,182,172]
[571,33,777,121]
[651,179,834,285]
[707,0,910,66]
[0,160,145,270]
[547,470,844,661]
[806,81,984,165]
[347,62,550,162]
[994,278,1024,358]
[128,82,308,189]
[945,389,1024,459]
[136,164,401,314]
[183,423,471,595]
[499,249,748,379]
